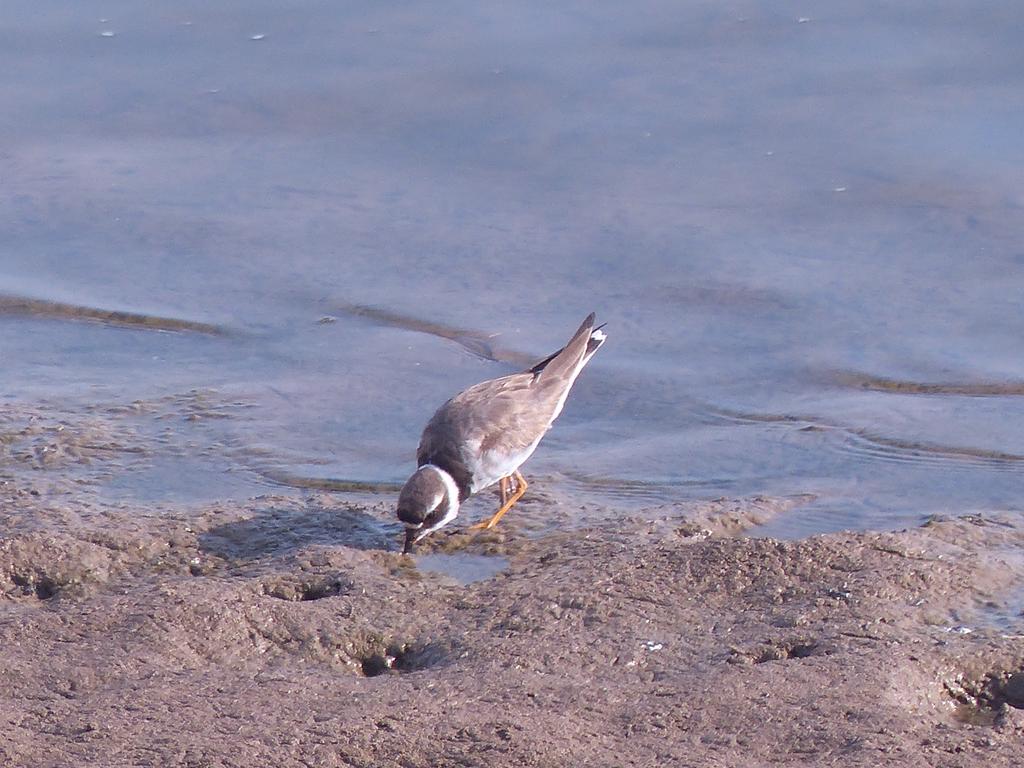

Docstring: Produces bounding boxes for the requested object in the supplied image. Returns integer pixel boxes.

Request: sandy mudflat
[0,398,1020,766]
[1,474,1023,767]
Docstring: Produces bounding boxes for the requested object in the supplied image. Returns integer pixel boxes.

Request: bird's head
[396,465,460,554]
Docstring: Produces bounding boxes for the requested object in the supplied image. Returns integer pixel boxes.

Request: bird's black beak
[401,528,418,555]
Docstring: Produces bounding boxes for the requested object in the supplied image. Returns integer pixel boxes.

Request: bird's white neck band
[413,464,461,540]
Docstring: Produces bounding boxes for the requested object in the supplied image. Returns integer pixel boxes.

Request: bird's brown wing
[416,313,600,494]
[417,373,561,475]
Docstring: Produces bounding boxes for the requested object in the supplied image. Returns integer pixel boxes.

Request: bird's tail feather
[537,313,601,384]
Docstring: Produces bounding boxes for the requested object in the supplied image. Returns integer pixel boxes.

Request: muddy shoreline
[1,472,1023,767]
[1,398,1022,766]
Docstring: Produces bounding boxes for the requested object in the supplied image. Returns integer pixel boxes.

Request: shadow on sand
[198,501,399,561]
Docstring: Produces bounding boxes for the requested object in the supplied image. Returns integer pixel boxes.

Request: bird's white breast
[465,436,544,494]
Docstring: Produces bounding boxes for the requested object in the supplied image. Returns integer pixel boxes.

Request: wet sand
[2,407,1023,766]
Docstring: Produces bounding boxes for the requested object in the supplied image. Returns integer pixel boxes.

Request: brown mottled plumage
[398,313,606,552]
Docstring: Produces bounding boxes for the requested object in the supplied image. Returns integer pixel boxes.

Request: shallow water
[414,553,510,585]
[2,1,1023,536]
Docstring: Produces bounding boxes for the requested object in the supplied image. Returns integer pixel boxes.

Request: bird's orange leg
[470,470,528,530]
[498,476,510,506]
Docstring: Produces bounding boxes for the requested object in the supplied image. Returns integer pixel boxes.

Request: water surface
[2,1,1023,536]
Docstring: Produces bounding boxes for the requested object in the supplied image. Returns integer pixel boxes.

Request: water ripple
[331,303,534,366]
[824,370,1024,397]
[703,404,1024,471]
[0,294,225,336]
[259,468,401,494]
